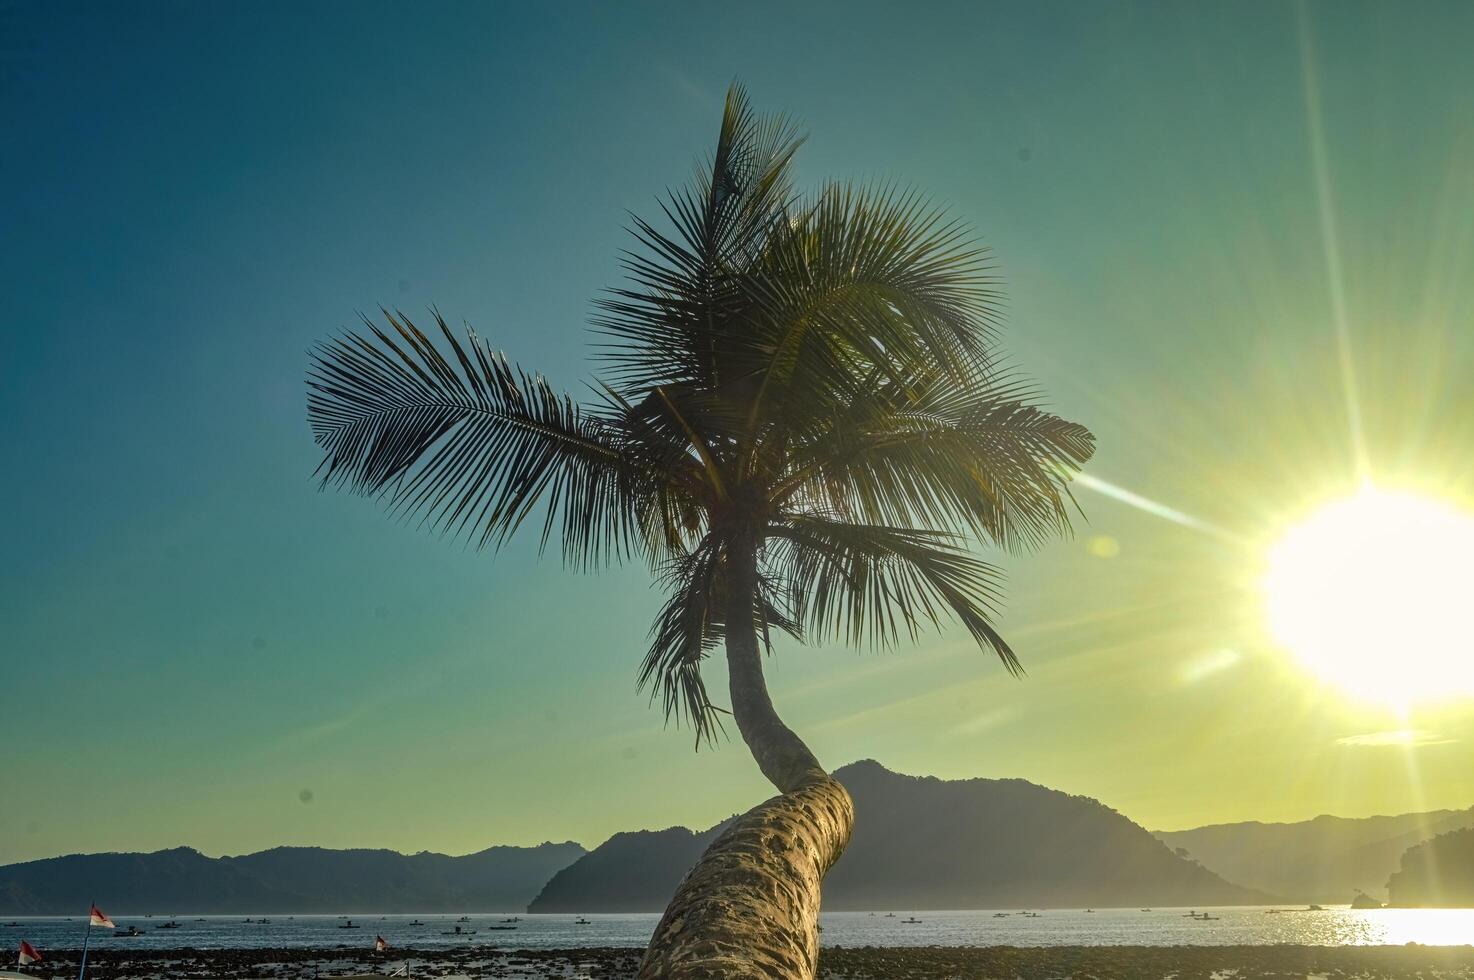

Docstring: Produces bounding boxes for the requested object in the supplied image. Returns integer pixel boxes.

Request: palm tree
[306,85,1093,979]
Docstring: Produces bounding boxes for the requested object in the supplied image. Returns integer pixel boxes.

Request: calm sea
[4,908,1473,950]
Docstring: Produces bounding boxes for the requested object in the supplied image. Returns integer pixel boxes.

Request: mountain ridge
[530,759,1273,911]
[28,761,1440,914]
[0,842,586,914]
[1387,826,1474,906]
[1155,806,1474,903]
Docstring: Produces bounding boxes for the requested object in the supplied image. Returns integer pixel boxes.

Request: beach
[15,944,1474,980]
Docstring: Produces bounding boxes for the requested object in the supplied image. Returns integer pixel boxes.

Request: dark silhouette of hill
[530,760,1270,911]
[1155,806,1474,903]
[528,824,731,914]
[0,848,289,914]
[0,842,585,914]
[1387,827,1474,906]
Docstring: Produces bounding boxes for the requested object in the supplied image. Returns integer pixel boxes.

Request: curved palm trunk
[638,536,855,980]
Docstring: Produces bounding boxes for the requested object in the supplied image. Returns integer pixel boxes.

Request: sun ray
[1074,472,1244,543]
[1297,0,1370,482]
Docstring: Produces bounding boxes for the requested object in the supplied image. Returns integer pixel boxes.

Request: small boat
[485,925,517,931]
[993,913,1009,918]
[902,917,922,924]
[339,920,362,929]
[195,918,206,922]
[456,916,471,922]
[156,921,181,929]
[0,923,19,928]
[1140,908,1152,912]
[440,925,474,936]
[501,917,522,923]
[1085,909,1095,913]
[116,927,144,937]
[258,918,272,925]
[884,912,896,918]
[574,917,591,925]
[409,920,425,926]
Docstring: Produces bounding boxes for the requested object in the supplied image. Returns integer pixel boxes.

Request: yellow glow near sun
[1264,487,1474,707]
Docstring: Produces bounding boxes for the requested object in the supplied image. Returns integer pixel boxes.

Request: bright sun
[1263,487,1474,707]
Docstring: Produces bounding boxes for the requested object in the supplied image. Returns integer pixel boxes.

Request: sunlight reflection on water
[816,907,1474,947]
[1371,909,1474,946]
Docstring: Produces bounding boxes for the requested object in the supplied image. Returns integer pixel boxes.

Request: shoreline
[14,943,1474,980]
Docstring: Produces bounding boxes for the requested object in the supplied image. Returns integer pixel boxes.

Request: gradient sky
[4,0,1474,866]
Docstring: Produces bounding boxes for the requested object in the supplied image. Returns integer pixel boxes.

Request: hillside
[1155,807,1474,903]
[528,824,730,913]
[0,842,585,914]
[530,760,1271,911]
[1387,827,1474,906]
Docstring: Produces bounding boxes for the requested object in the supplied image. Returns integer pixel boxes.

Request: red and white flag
[89,905,115,929]
[18,940,43,965]
[374,935,389,953]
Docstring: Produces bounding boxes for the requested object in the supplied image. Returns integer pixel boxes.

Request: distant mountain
[528,824,730,913]
[0,848,288,914]
[1387,827,1474,907]
[1155,807,1474,903]
[530,760,1271,911]
[0,843,585,914]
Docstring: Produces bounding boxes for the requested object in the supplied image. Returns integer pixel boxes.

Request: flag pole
[76,904,94,980]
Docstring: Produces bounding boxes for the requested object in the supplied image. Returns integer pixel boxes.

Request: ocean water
[4,907,1473,951]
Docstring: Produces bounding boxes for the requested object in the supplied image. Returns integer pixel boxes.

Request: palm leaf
[640,542,728,748]
[308,309,640,564]
[776,368,1094,551]
[766,513,1019,673]
[638,537,805,748]
[593,83,804,393]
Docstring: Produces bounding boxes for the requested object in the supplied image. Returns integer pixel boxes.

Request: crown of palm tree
[307,84,1095,747]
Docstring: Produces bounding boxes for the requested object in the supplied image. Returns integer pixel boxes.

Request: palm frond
[638,539,805,748]
[723,182,1002,448]
[777,369,1095,551]
[587,382,711,561]
[639,542,728,748]
[308,310,643,564]
[765,513,1020,673]
[593,83,804,392]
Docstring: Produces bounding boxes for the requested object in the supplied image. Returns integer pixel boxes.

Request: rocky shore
[17,943,1474,980]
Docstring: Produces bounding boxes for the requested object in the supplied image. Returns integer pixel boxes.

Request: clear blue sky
[4,0,1474,864]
